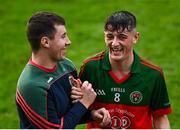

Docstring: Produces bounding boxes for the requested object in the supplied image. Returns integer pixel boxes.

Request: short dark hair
[104,11,136,32]
[27,11,65,51]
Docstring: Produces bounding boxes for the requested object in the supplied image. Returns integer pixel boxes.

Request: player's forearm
[62,101,88,128]
[153,115,170,129]
[79,109,93,124]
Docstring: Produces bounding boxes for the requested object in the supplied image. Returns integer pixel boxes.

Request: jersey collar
[131,52,141,74]
[102,50,111,70]
[102,50,141,74]
[28,58,57,73]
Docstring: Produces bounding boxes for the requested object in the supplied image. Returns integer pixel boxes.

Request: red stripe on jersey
[88,102,152,129]
[16,94,45,128]
[28,58,57,73]
[16,91,59,129]
[153,107,172,116]
[83,51,106,63]
[109,71,131,84]
[140,58,164,76]
[79,51,105,77]
[60,117,64,129]
[16,90,61,128]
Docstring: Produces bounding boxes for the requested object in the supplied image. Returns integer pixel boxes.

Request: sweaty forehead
[105,30,129,35]
[105,24,130,34]
[106,24,130,32]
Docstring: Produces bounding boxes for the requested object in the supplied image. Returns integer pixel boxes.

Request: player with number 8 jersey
[77,10,172,128]
[79,50,172,129]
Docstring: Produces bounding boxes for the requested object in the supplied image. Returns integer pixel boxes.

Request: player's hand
[69,76,83,103]
[69,76,82,88]
[71,86,83,103]
[91,108,111,128]
[79,81,97,108]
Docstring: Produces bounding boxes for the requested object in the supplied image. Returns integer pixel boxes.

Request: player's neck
[110,53,134,75]
[31,51,56,69]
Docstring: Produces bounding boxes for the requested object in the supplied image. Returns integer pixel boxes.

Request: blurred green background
[0,0,179,128]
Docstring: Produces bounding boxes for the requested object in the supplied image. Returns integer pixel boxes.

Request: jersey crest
[130,91,143,104]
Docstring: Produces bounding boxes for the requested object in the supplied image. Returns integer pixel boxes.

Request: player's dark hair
[27,11,65,51]
[104,11,136,32]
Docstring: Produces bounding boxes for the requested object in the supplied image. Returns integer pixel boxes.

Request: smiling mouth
[111,46,123,52]
[61,47,67,51]
[109,46,124,57]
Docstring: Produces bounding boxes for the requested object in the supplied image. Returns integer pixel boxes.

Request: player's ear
[104,31,108,43]
[133,32,140,44]
[40,36,50,48]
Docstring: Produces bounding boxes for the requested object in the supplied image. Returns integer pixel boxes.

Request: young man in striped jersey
[15,11,111,129]
[72,11,172,128]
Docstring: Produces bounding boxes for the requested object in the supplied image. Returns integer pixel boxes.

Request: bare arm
[153,115,170,129]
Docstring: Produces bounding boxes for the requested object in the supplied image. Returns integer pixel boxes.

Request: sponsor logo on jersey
[111,115,131,129]
[108,108,135,118]
[95,89,106,96]
[62,66,66,72]
[111,87,125,93]
[130,91,143,104]
[47,77,53,83]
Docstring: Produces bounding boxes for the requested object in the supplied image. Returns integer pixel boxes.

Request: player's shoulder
[139,57,164,76]
[82,50,106,66]
[60,58,74,65]
[59,58,76,69]
[17,65,48,94]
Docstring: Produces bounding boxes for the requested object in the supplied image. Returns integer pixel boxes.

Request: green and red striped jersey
[79,50,172,129]
[16,58,89,129]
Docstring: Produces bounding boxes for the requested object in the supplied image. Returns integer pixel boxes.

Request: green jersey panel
[79,50,172,128]
[17,58,76,119]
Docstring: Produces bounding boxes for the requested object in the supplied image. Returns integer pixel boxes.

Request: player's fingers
[107,110,111,119]
[84,83,92,90]
[96,113,103,120]
[69,76,76,86]
[102,110,108,122]
[71,87,83,96]
[72,78,81,88]
[69,76,82,88]
[81,81,89,89]
[71,86,82,92]
[100,110,111,127]
[72,99,79,104]
[71,90,83,96]
[77,79,82,87]
[71,95,83,100]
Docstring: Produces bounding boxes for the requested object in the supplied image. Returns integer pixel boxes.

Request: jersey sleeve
[150,71,172,116]
[79,61,91,82]
[47,89,88,128]
[16,83,88,129]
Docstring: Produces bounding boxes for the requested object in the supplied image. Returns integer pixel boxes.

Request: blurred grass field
[0,0,179,128]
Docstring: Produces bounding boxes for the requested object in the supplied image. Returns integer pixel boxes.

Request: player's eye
[118,34,128,40]
[61,33,66,39]
[106,34,114,39]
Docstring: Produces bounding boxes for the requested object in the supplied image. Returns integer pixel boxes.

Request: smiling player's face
[49,25,71,61]
[104,28,139,62]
